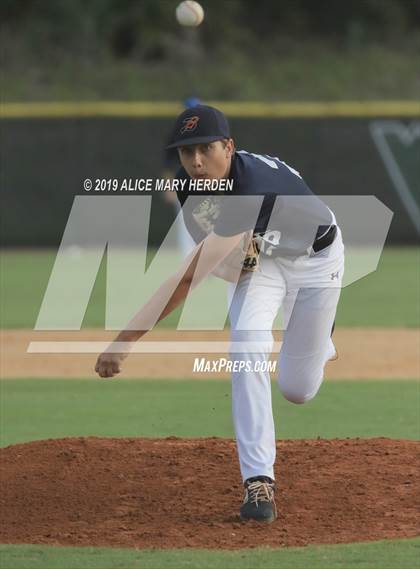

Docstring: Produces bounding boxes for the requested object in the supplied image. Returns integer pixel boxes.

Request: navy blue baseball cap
[166,105,231,149]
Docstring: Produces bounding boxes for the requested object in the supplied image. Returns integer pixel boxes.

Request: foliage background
[1,0,419,101]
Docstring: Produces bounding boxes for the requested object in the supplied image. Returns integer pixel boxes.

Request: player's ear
[225,138,235,157]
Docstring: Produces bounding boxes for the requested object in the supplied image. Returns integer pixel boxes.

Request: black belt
[254,224,338,259]
[312,225,337,253]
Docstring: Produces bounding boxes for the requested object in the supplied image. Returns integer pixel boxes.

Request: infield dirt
[1,327,419,379]
[1,436,418,549]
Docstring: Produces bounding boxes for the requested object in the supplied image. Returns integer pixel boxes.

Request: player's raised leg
[276,226,344,404]
[277,285,341,404]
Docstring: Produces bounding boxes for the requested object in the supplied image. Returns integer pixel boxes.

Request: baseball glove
[211,231,260,282]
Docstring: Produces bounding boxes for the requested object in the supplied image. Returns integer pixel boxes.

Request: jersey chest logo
[192,197,221,234]
[254,230,282,256]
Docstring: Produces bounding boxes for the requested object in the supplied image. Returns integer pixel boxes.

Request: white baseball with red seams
[176,1,204,27]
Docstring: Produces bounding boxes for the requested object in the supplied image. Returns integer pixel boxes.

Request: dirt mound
[1,437,419,549]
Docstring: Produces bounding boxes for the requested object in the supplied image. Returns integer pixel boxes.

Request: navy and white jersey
[175,150,334,257]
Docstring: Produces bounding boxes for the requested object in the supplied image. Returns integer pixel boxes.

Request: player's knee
[277,375,319,405]
[281,388,316,405]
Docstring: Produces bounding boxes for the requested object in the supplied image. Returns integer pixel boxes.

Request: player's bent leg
[277,286,341,405]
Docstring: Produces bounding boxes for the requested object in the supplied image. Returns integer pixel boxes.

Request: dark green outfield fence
[1,102,419,246]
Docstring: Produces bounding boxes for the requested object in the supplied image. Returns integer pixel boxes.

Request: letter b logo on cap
[181,116,200,134]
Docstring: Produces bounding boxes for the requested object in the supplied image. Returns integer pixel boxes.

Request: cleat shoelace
[244,481,274,507]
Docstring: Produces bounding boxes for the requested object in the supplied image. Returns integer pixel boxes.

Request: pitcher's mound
[1,437,418,549]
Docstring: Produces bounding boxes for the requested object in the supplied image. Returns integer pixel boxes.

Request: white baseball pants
[228,228,345,481]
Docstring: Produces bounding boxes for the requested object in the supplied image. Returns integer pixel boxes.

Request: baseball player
[95,105,344,523]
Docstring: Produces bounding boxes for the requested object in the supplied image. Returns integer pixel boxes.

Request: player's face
[178,139,234,180]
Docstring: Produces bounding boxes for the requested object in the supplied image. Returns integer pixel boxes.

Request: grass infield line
[1,379,418,447]
[1,100,419,119]
[0,538,419,569]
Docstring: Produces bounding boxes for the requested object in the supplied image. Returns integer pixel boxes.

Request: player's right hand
[95,352,124,379]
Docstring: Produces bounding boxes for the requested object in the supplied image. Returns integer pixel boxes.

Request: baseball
[176,1,204,27]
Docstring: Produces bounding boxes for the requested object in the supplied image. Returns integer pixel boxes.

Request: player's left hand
[95,351,125,379]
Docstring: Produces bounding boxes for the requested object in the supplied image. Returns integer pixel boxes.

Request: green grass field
[0,247,419,329]
[1,538,419,569]
[1,379,419,447]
